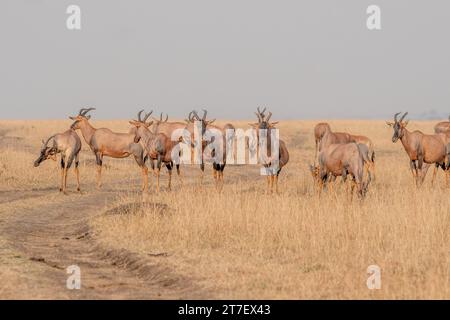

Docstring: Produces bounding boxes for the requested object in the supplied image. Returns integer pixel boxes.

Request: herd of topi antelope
[34,108,450,199]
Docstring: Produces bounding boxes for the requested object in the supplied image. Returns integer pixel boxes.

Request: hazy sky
[1,0,450,120]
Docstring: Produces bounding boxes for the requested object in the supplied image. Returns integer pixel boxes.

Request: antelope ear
[386,121,394,127]
[129,121,137,126]
[270,122,279,127]
[249,123,259,128]
[86,115,91,120]
[145,121,153,127]
[207,119,216,125]
[402,120,409,127]
[69,116,76,120]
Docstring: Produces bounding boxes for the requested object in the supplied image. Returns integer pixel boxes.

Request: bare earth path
[0,188,205,299]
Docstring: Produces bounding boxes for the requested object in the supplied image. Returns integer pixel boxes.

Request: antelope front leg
[63,166,69,195]
[275,175,279,194]
[431,165,437,187]
[75,159,81,192]
[59,157,65,192]
[446,168,449,188]
[270,175,275,194]
[95,153,103,189]
[350,179,356,202]
[167,163,173,191]
[371,162,376,182]
[142,166,149,192]
[156,168,161,192]
[409,160,417,186]
[220,171,225,191]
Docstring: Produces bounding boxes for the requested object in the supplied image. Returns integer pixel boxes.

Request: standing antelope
[311,142,371,198]
[387,112,450,187]
[434,115,450,134]
[250,108,289,194]
[130,110,179,192]
[185,109,234,189]
[69,108,149,191]
[151,112,193,177]
[34,129,82,194]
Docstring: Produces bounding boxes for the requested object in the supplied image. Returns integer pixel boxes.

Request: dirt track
[0,187,205,299]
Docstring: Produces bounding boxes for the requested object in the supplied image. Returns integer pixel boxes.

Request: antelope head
[249,107,279,135]
[34,136,58,167]
[70,107,96,130]
[308,164,320,182]
[151,112,168,131]
[191,109,216,136]
[386,112,409,143]
[152,112,169,124]
[129,110,153,143]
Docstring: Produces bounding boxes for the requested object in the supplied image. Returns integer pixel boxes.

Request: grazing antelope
[434,115,450,134]
[34,129,82,194]
[387,112,450,187]
[313,122,331,163]
[311,142,371,198]
[314,122,375,179]
[69,108,149,191]
[349,133,376,179]
[250,108,289,194]
[130,110,179,192]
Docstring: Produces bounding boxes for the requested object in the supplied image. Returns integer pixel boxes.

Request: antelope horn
[143,110,153,122]
[159,113,163,122]
[80,107,96,116]
[42,135,56,147]
[394,112,401,122]
[192,110,201,121]
[188,111,194,122]
[266,111,273,122]
[164,113,169,122]
[400,112,408,122]
[137,109,145,122]
[254,112,262,123]
[202,109,208,120]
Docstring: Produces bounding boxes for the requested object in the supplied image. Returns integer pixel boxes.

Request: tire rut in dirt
[1,189,206,299]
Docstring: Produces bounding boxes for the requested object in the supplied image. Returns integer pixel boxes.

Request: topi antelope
[152,112,188,140]
[314,122,375,179]
[434,115,450,134]
[185,109,234,189]
[250,107,289,194]
[387,112,450,187]
[34,129,82,194]
[150,112,187,175]
[69,108,149,191]
[311,142,371,199]
[313,122,332,163]
[130,110,179,192]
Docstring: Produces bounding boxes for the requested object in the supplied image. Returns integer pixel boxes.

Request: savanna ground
[0,119,448,299]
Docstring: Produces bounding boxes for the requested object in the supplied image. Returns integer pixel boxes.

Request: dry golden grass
[0,119,449,299]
